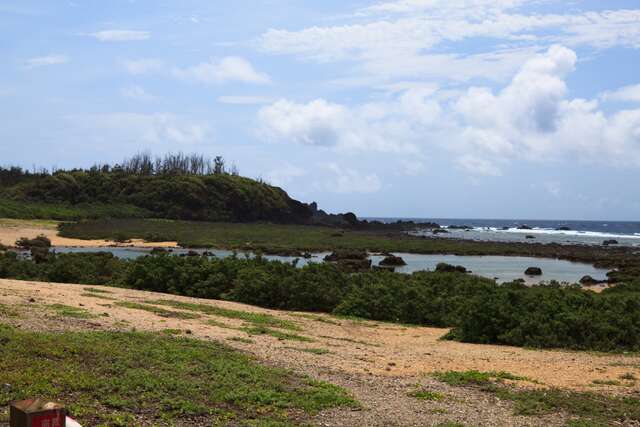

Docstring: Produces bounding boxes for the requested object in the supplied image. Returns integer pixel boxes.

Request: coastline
[3,218,640,285]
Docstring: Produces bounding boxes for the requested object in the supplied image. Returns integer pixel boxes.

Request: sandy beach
[0,219,177,248]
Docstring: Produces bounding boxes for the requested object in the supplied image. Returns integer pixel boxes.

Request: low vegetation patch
[162,328,183,336]
[286,347,332,355]
[228,336,254,344]
[83,287,112,294]
[434,370,530,387]
[80,292,114,300]
[0,303,18,318]
[435,370,640,425]
[114,301,201,320]
[295,313,342,325]
[48,304,95,319]
[241,326,314,342]
[147,299,300,330]
[592,379,621,386]
[0,324,356,426]
[408,389,445,401]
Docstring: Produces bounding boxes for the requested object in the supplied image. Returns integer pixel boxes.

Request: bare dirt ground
[2,278,639,426]
[0,219,177,248]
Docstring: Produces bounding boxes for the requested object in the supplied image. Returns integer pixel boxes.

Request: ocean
[365,218,640,247]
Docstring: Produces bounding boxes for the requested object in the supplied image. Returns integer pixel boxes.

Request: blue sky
[1,0,640,220]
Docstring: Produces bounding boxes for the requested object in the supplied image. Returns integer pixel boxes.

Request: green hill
[0,154,312,223]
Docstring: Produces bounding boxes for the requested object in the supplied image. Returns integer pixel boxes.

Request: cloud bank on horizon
[1,0,639,220]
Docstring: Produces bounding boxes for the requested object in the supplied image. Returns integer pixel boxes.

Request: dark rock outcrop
[517,225,533,230]
[525,267,543,276]
[324,250,368,262]
[435,263,467,273]
[603,240,619,246]
[324,250,371,272]
[379,255,407,267]
[580,275,599,285]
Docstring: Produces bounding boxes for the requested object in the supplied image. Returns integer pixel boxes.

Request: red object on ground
[10,399,66,427]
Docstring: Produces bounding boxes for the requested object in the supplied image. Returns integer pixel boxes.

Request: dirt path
[2,279,639,426]
[0,219,177,248]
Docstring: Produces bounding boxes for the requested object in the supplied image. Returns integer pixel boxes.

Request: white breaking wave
[450,226,640,240]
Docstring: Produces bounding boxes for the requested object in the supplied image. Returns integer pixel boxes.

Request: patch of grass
[435,422,465,427]
[286,347,331,355]
[162,329,183,335]
[228,336,254,344]
[115,301,201,320]
[0,303,19,318]
[408,389,445,401]
[437,370,640,425]
[433,370,529,387]
[318,335,378,347]
[241,326,314,342]
[295,313,341,326]
[83,287,113,294]
[81,292,115,300]
[148,299,300,331]
[48,304,96,319]
[0,324,357,426]
[619,372,637,381]
[207,319,236,329]
[592,379,621,386]
[565,419,608,427]
[333,314,379,327]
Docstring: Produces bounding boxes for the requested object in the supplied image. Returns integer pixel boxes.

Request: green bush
[2,251,640,352]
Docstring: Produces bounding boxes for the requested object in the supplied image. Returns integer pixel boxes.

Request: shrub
[2,251,640,352]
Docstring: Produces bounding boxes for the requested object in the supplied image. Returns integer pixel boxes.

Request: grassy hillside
[0,156,312,223]
[0,324,355,426]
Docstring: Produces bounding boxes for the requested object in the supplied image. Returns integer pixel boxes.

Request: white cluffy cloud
[258,45,640,176]
[26,54,68,68]
[174,57,271,85]
[602,84,640,103]
[90,30,150,42]
[257,91,441,153]
[259,4,640,84]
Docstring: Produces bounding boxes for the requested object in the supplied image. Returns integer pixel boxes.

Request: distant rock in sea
[603,239,619,246]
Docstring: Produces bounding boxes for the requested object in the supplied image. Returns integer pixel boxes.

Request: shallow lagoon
[53,247,609,284]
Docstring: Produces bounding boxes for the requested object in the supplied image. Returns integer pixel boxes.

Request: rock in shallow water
[525,267,543,276]
[379,255,407,266]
